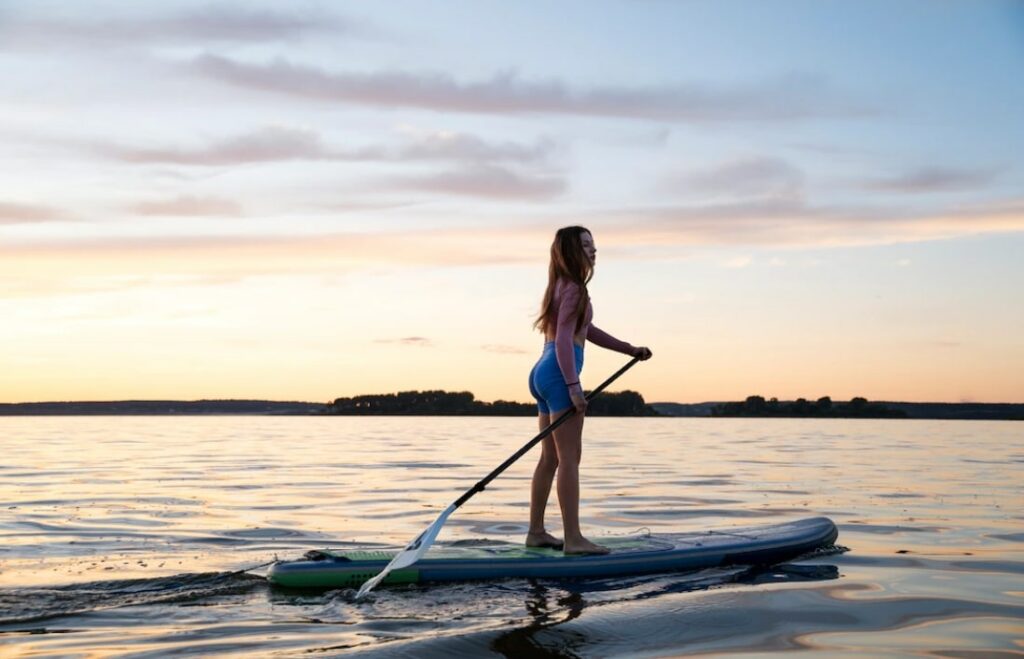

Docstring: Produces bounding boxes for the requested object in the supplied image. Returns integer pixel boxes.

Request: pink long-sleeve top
[549,279,634,385]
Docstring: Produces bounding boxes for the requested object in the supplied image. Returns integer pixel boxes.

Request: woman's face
[580,231,597,265]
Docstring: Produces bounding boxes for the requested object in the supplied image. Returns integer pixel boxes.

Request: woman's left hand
[631,346,653,360]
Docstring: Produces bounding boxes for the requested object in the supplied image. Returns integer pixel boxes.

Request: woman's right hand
[568,384,587,414]
[631,346,653,361]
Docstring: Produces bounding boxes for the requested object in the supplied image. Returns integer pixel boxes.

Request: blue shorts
[528,341,584,415]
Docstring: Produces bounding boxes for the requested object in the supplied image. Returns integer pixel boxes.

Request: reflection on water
[0,571,265,626]
[0,416,1021,656]
[489,563,843,658]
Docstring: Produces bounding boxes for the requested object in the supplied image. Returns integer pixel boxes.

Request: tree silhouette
[711,395,904,418]
[328,389,660,416]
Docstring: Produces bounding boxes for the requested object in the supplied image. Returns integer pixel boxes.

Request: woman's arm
[589,325,653,360]
[554,281,583,385]
[586,324,634,355]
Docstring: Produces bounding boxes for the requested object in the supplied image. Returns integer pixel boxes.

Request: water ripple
[0,416,1020,657]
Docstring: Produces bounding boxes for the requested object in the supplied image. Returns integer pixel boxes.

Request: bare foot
[525,531,564,550]
[563,537,610,555]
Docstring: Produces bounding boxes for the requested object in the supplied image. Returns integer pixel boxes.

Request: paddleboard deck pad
[267,517,838,589]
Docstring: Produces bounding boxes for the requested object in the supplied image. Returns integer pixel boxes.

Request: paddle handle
[452,355,641,509]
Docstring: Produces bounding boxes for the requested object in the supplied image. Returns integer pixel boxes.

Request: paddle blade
[355,503,456,599]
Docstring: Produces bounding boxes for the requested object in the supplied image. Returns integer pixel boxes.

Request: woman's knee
[540,437,559,465]
[538,452,559,473]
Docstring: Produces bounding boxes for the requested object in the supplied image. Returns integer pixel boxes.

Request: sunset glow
[2,1,1022,403]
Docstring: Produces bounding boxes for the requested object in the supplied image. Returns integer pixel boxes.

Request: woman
[527,226,652,555]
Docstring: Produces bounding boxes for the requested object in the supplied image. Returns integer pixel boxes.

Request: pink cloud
[91,126,554,167]
[388,165,566,200]
[864,166,1000,193]
[2,7,358,48]
[192,55,871,122]
[128,195,242,217]
[0,202,65,224]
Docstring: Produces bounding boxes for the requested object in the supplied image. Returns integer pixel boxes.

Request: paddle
[355,355,642,599]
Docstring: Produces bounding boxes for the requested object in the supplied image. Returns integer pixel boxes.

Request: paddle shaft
[353,356,643,598]
[452,355,641,509]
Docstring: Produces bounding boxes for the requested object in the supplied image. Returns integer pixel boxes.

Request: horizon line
[1,396,1021,406]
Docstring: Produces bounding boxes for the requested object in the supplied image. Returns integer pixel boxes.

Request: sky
[1,0,1022,404]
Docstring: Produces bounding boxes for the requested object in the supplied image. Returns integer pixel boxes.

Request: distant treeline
[711,396,905,418]
[327,389,659,416]
[4,397,1018,419]
[0,400,324,415]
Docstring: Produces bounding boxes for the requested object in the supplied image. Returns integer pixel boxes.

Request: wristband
[565,381,579,386]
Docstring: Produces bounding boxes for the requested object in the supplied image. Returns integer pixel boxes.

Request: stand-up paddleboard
[268,517,837,590]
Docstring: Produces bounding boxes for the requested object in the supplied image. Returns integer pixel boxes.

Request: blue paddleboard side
[268,517,838,589]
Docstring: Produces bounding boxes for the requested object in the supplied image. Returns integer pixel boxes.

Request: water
[0,416,1021,657]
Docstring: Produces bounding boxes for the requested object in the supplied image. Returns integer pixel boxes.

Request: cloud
[1,228,544,269]
[594,197,1024,249]
[4,198,1022,297]
[375,337,433,347]
[1,7,356,49]
[0,202,66,224]
[128,195,242,217]
[90,126,554,167]
[3,197,1022,304]
[313,200,423,213]
[191,55,871,122]
[0,226,548,299]
[85,127,562,201]
[387,165,566,200]
[395,131,555,163]
[864,166,1000,193]
[0,273,245,299]
[670,157,804,200]
[94,126,333,165]
[788,142,878,158]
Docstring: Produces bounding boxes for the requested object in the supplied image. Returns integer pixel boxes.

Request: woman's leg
[527,413,562,547]
[551,410,608,554]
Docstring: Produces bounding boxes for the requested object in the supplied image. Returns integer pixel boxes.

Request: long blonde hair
[533,226,593,335]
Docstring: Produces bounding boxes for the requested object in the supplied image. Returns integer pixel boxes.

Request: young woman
[527,226,652,555]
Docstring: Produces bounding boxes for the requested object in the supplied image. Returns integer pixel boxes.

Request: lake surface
[0,416,1021,657]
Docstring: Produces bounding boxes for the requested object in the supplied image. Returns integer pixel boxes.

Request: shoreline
[0,399,1021,420]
